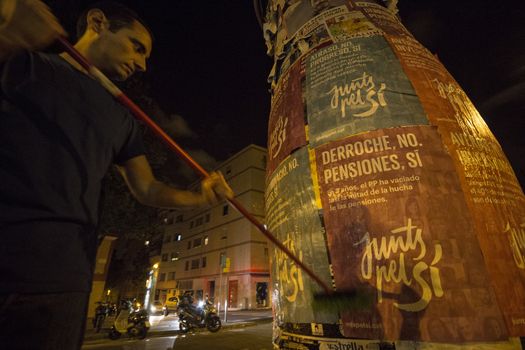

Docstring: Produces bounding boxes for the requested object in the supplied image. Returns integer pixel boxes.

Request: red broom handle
[57,37,332,295]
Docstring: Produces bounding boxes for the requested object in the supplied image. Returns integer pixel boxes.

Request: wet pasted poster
[449,128,525,337]
[440,87,525,337]
[312,125,507,342]
[266,148,336,324]
[386,31,525,337]
[306,36,428,147]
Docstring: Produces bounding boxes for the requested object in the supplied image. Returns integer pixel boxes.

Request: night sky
[48,0,524,187]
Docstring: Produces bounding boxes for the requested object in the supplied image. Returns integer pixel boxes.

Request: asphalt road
[84,309,272,340]
[81,321,273,350]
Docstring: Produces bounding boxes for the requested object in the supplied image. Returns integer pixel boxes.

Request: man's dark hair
[76,1,153,41]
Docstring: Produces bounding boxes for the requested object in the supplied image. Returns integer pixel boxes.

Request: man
[178,290,202,321]
[0,1,233,349]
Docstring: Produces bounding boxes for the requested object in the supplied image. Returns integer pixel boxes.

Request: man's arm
[0,0,65,61]
[117,155,234,209]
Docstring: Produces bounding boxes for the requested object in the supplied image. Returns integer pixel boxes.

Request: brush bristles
[312,289,374,313]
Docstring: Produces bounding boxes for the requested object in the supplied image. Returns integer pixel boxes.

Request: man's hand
[0,0,66,59]
[200,171,234,205]
[120,156,234,209]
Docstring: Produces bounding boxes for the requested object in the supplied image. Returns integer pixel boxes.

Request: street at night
[2,1,525,350]
[82,319,272,350]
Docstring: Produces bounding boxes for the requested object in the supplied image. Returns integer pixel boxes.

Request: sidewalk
[83,308,273,342]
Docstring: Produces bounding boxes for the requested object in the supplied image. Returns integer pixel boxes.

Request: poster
[385,30,525,337]
[325,8,382,42]
[306,36,428,147]
[355,1,412,36]
[312,125,507,342]
[266,148,336,324]
[281,0,350,40]
[269,2,349,88]
[437,85,525,337]
[273,5,348,87]
[278,23,332,82]
[277,332,392,350]
[267,61,308,177]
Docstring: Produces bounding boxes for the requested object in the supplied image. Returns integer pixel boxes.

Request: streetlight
[144,263,159,310]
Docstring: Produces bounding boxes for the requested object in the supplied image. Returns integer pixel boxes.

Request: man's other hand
[0,0,66,58]
[200,171,234,205]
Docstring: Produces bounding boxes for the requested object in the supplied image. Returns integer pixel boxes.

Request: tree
[99,76,171,299]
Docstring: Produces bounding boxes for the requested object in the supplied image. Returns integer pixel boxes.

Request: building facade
[155,145,269,310]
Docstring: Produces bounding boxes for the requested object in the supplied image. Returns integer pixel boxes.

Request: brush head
[312,289,374,313]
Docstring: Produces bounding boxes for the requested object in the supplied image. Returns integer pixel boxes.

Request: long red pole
[57,37,332,295]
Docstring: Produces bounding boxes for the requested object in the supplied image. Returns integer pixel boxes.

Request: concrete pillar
[263,1,525,349]
[87,235,118,319]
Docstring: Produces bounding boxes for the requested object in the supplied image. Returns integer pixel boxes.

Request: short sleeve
[114,114,145,165]
[1,51,30,99]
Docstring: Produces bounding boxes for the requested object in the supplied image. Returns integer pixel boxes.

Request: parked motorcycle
[178,298,221,333]
[108,301,150,340]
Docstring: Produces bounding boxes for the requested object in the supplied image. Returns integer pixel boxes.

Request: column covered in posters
[263,1,525,349]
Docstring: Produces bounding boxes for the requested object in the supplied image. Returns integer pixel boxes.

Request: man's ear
[86,9,109,34]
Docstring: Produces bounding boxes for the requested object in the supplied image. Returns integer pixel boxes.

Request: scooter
[108,302,150,340]
[178,299,221,333]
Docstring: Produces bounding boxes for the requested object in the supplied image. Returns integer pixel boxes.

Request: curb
[83,317,273,343]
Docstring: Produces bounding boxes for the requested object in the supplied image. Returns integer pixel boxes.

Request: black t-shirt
[0,52,145,292]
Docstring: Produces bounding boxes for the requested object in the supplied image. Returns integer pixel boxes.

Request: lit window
[171,252,179,261]
[176,234,182,241]
[204,236,209,245]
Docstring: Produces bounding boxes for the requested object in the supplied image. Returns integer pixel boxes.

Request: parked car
[149,301,165,315]
[163,296,179,315]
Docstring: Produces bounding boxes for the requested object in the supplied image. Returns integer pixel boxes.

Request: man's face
[91,20,152,81]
